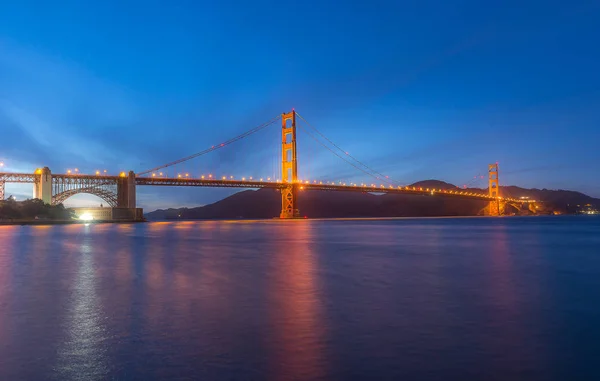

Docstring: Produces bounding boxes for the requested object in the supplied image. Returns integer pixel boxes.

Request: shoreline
[0,219,145,226]
[1,214,573,226]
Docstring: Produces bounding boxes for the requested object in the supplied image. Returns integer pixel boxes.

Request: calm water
[0,216,599,380]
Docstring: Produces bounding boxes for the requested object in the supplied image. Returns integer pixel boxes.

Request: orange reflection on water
[268,221,327,381]
[489,225,517,317]
[483,224,535,371]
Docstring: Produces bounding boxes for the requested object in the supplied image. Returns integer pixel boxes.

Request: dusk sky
[1,0,599,210]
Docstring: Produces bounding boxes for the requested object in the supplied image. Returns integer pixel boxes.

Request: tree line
[0,199,75,220]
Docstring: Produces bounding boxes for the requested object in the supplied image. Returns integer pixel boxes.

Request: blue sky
[1,0,599,210]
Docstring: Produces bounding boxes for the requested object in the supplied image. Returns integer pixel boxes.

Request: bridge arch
[52,188,118,207]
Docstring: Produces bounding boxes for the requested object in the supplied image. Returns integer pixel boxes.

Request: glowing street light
[67,169,72,174]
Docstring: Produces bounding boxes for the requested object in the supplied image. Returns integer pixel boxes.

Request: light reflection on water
[0,217,599,380]
[55,234,109,380]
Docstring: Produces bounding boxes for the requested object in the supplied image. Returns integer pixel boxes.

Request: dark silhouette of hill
[146,181,599,220]
[409,180,457,190]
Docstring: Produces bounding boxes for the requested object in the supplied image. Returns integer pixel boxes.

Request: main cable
[295,112,400,185]
[137,115,281,176]
[296,124,396,186]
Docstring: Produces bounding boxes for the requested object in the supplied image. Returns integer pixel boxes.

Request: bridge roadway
[1,172,519,203]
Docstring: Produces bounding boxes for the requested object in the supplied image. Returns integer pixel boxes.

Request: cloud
[0,39,143,171]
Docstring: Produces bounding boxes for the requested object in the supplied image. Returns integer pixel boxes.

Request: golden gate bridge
[0,110,526,218]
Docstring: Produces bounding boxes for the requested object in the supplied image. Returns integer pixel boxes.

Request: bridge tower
[33,167,52,204]
[488,163,500,216]
[280,110,300,218]
[117,171,137,208]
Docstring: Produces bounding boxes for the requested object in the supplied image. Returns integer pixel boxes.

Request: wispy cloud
[0,39,143,171]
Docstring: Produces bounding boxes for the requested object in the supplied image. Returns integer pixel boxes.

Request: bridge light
[267,177,271,181]
[119,172,126,177]
[67,169,71,174]
[95,170,100,175]
[208,174,212,178]
[300,186,304,190]
[152,173,156,177]
[222,176,227,180]
[0,162,3,167]
[260,178,263,182]
[242,177,246,181]
[159,172,163,176]
[103,170,107,174]
[178,174,182,178]
[185,173,189,177]
[249,177,252,180]
[74,168,79,173]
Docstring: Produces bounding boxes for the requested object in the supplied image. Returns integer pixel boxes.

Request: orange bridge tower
[488,163,500,216]
[280,110,300,218]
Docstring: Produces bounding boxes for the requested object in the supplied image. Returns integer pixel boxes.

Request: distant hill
[145,181,600,220]
[410,180,457,190]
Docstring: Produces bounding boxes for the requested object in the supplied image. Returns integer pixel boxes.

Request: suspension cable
[296,124,396,185]
[137,115,281,176]
[296,112,395,184]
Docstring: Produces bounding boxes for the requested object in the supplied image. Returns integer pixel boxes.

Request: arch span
[52,188,118,207]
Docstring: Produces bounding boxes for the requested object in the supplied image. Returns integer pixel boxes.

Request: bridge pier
[280,111,300,218]
[33,167,52,204]
[117,171,137,208]
[0,181,4,200]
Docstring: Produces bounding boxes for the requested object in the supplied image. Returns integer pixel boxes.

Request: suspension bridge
[0,110,527,218]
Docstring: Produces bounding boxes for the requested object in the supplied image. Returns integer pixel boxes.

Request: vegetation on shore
[0,199,75,220]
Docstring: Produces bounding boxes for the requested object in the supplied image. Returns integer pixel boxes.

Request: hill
[145,181,600,220]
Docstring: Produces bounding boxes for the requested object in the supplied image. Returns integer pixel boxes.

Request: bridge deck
[1,172,522,203]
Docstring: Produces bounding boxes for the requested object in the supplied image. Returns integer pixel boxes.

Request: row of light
[66,168,109,175]
[59,169,518,203]
[66,169,130,178]
[145,174,516,201]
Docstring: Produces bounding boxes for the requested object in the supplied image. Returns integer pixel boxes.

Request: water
[0,216,599,380]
